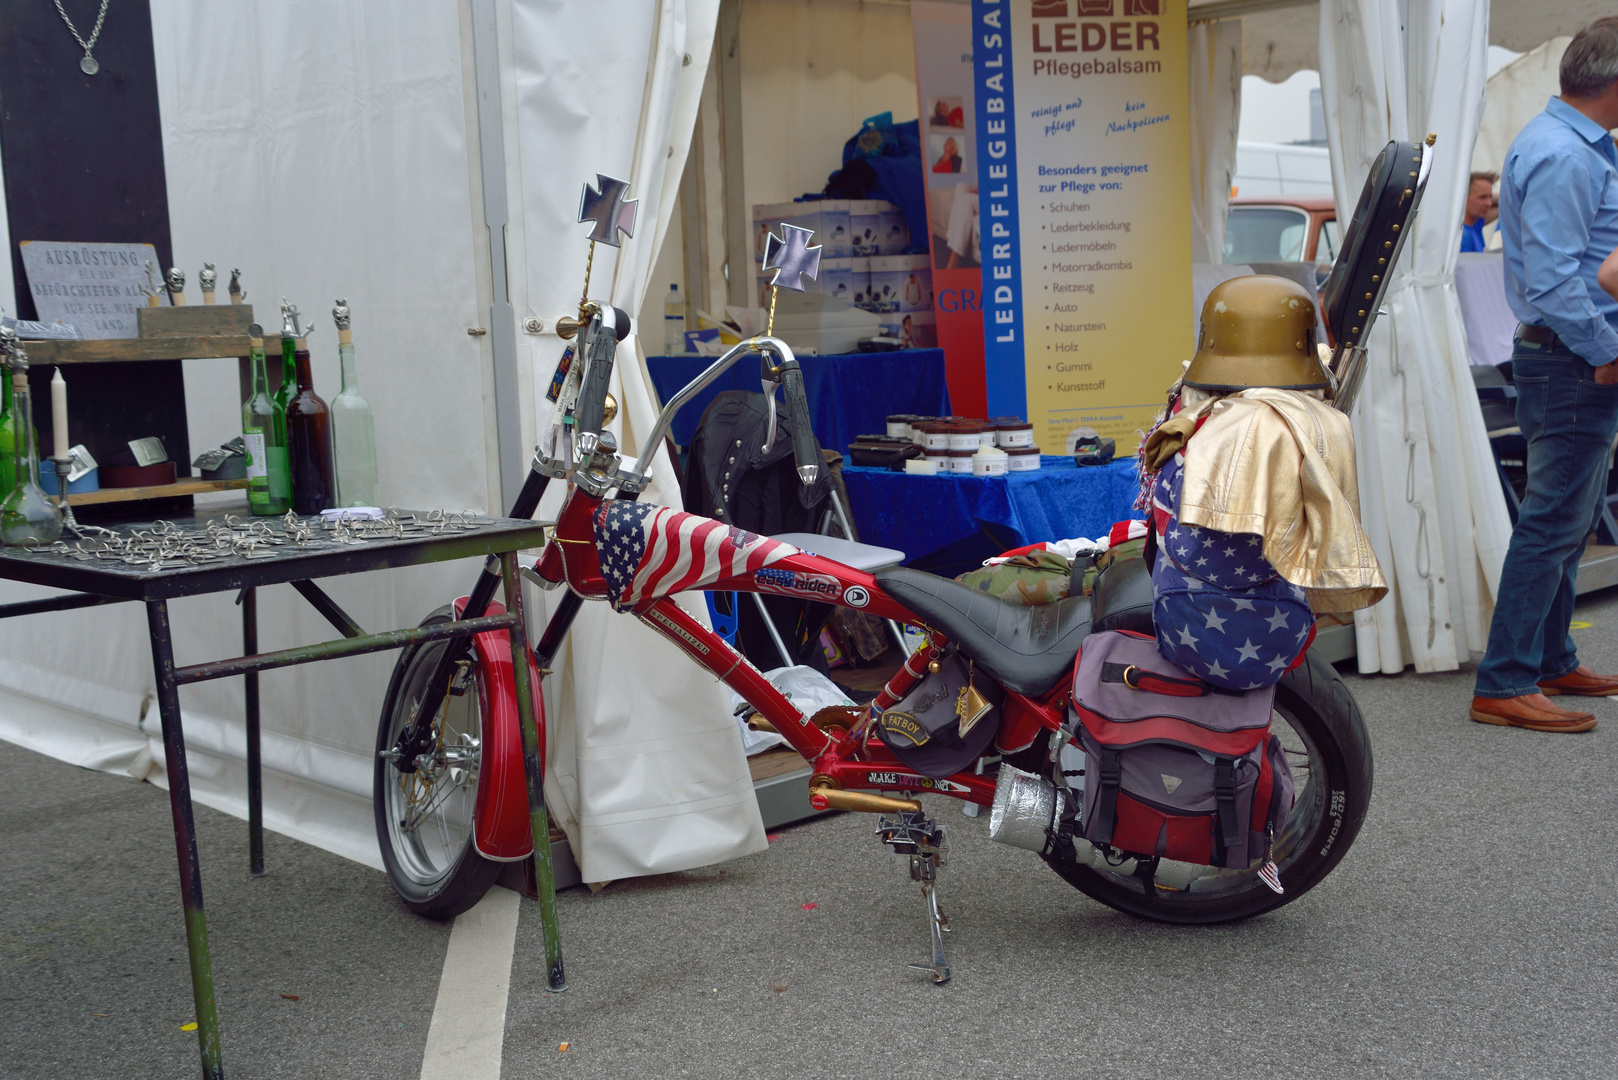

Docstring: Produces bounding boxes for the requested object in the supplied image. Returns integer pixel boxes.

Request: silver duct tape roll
[987,765,1060,853]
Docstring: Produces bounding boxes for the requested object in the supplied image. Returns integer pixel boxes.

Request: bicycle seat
[1089,554,1155,635]
[875,567,1092,695]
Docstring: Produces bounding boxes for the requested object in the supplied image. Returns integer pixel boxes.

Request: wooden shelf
[54,478,248,507]
[21,335,250,364]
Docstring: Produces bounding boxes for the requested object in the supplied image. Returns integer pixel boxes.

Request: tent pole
[469,0,526,510]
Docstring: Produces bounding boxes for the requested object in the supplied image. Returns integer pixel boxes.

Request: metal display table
[0,506,557,1080]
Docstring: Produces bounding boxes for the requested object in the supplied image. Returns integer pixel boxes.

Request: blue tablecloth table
[646,347,950,454]
[840,457,1141,571]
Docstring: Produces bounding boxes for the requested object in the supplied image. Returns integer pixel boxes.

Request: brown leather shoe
[1470,694,1596,733]
[1538,666,1618,697]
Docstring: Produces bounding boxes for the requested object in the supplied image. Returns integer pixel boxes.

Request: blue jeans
[1475,340,1618,698]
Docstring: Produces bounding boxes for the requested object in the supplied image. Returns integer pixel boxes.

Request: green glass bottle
[274,299,299,428]
[329,299,380,507]
[1,367,63,547]
[242,324,291,515]
[275,299,306,511]
[0,364,14,496]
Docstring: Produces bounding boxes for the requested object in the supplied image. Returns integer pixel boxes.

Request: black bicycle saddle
[875,568,1092,696]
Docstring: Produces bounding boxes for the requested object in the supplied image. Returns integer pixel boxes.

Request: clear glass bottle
[242,324,291,515]
[664,282,686,354]
[1,368,63,546]
[286,336,335,514]
[329,299,380,507]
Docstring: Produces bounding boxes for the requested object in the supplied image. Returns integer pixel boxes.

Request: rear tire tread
[1042,651,1372,924]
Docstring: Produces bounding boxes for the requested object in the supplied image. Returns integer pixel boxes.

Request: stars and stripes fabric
[1152,455,1279,587]
[593,501,798,611]
[1150,452,1315,691]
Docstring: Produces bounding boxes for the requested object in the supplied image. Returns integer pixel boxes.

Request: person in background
[1460,171,1498,252]
[1471,18,1618,733]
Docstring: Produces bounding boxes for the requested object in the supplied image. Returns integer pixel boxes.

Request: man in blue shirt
[1472,18,1618,733]
[1459,171,1496,252]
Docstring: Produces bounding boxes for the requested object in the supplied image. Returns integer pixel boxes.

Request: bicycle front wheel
[373,606,500,919]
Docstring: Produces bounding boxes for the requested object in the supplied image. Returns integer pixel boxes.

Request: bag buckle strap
[1214,758,1241,849]
[1101,660,1208,698]
[1092,748,1122,845]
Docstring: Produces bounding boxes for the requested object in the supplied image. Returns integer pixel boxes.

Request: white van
[1231,141,1333,198]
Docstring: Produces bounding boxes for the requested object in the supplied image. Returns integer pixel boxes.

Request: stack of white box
[752,199,935,350]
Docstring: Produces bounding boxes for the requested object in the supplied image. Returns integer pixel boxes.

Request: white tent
[1318,0,1512,674]
[1194,0,1603,83]
[1473,36,1572,174]
[0,0,756,883]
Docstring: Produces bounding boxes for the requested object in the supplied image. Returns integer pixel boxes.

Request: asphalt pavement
[6,593,1618,1079]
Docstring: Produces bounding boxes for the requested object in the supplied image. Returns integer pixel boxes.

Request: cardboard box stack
[752,199,934,347]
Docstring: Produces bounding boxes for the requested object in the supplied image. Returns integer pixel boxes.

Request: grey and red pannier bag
[1070,630,1294,872]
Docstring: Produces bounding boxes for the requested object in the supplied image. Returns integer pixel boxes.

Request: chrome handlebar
[618,334,807,492]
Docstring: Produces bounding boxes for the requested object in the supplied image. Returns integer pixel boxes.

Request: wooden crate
[137,304,255,338]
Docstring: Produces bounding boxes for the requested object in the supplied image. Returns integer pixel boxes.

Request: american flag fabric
[594,502,798,611]
[1150,453,1314,691]
[1151,455,1280,586]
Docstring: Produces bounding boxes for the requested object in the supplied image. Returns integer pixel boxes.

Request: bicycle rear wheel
[373,606,500,919]
[1041,650,1372,923]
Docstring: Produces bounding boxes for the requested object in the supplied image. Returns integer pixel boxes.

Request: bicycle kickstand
[877,811,952,985]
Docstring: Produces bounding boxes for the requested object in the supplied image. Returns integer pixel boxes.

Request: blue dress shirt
[1459,219,1487,252]
[1501,97,1618,366]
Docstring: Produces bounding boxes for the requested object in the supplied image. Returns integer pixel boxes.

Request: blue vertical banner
[968,0,1189,454]
[972,0,1027,419]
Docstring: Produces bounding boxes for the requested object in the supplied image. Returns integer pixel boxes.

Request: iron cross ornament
[762,223,822,292]
[577,174,639,247]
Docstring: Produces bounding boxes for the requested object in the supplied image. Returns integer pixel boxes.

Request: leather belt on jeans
[1516,324,1564,348]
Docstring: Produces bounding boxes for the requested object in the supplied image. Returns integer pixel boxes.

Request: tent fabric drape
[1472,38,1571,175]
[511,0,765,884]
[1318,0,1510,674]
[1189,18,1243,265]
[0,0,756,885]
[0,0,494,870]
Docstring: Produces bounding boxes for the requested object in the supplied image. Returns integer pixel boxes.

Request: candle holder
[48,454,84,536]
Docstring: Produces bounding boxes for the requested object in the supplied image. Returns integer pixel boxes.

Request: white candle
[51,368,68,461]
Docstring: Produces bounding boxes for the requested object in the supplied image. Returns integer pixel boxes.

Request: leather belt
[1516,324,1563,348]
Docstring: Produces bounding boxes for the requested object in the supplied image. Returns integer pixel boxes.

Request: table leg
[146,599,225,1079]
[242,587,264,877]
[499,552,566,992]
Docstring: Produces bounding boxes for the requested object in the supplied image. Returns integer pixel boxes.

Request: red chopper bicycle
[374,145,1426,984]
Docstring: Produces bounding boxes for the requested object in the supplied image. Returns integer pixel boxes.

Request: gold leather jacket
[1142,387,1387,613]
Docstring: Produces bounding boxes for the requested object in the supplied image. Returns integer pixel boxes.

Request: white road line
[419,885,521,1080]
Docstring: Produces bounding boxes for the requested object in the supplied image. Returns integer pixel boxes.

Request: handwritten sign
[19,241,165,339]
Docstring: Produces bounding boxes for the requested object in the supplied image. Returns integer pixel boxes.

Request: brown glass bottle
[285,338,335,513]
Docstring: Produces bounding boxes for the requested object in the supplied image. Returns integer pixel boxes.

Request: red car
[1226,195,1339,281]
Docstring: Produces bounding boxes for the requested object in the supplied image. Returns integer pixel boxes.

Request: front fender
[454,596,545,861]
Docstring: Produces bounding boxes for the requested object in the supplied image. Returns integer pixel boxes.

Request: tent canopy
[1193,0,1602,81]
